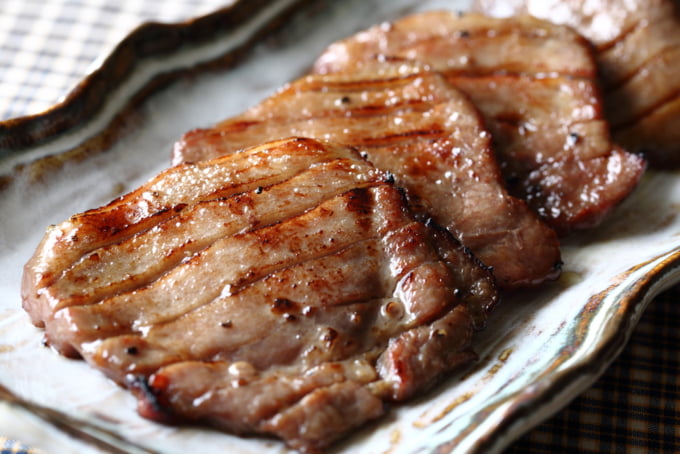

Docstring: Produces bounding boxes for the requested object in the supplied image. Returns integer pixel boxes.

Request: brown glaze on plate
[1,1,680,453]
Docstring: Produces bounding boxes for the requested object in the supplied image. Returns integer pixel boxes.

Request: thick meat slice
[23,137,385,332]
[133,304,474,453]
[172,63,561,288]
[472,0,680,166]
[313,12,646,234]
[22,138,498,452]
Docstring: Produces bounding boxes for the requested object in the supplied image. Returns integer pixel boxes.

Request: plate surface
[1,1,680,453]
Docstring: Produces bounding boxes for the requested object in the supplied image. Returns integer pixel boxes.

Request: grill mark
[193,100,448,149]
[448,72,592,90]
[48,205,186,292]
[54,159,386,311]
[151,219,439,349]
[210,119,260,134]
[123,240,441,369]
[101,247,465,384]
[214,188,383,294]
[345,187,375,233]
[258,380,376,435]
[603,45,680,92]
[443,64,596,79]
[174,236,387,318]
[293,73,447,109]
[365,23,589,68]
[297,72,428,93]
[325,99,435,118]
[270,98,438,121]
[71,138,346,228]
[493,114,602,130]
[611,86,680,131]
[52,160,298,274]
[191,362,375,418]
[48,146,360,303]
[195,147,349,204]
[63,187,401,341]
[355,129,447,148]
[89,236,391,353]
[343,23,595,79]
[403,24,572,47]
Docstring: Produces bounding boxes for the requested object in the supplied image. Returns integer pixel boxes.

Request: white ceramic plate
[2,0,680,453]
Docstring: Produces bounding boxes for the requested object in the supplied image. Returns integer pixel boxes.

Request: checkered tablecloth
[1,1,678,453]
[0,0,228,120]
[0,438,39,454]
[508,289,679,454]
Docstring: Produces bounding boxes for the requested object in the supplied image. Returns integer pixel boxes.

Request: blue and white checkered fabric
[0,0,230,120]
[0,438,37,454]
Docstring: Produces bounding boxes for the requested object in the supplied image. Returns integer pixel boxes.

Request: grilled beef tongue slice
[472,0,680,167]
[172,62,561,288]
[312,12,646,234]
[22,138,498,452]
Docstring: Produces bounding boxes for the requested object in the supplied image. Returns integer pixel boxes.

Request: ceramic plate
[1,0,679,453]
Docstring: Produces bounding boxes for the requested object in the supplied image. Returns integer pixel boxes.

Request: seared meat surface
[172,63,561,288]
[313,12,645,234]
[22,138,498,452]
[472,0,680,166]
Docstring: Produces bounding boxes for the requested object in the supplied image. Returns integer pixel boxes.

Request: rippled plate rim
[0,0,298,150]
[467,247,680,453]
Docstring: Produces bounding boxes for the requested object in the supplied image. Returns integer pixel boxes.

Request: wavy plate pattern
[1,0,680,453]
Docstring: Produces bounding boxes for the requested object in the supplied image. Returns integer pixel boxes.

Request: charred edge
[433,222,499,311]
[424,216,466,250]
[127,375,177,424]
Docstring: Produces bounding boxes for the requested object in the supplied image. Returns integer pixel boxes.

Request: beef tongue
[22,138,498,452]
[313,12,646,234]
[172,62,562,288]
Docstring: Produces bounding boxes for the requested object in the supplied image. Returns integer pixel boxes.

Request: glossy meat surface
[472,0,680,166]
[173,63,561,288]
[22,138,498,452]
[313,12,646,233]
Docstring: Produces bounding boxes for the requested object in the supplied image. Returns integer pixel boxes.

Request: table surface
[1,1,678,453]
